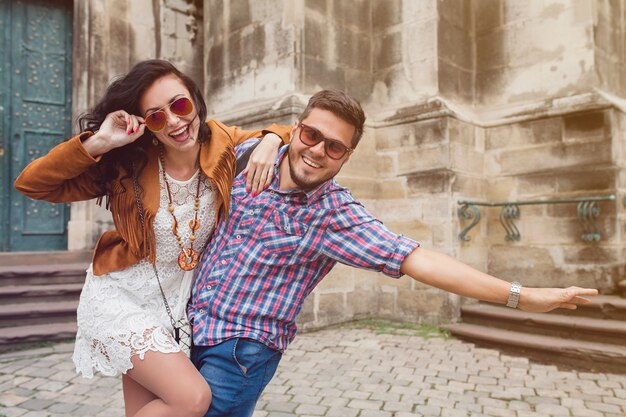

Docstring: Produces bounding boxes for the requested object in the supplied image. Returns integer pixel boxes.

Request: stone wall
[475,0,595,106]
[62,0,626,329]
[596,0,626,98]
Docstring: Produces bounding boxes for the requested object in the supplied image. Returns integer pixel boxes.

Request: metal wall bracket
[458,195,616,242]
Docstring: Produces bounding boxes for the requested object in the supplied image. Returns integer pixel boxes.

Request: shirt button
[247,210,254,215]
[206,285,212,290]
[236,234,241,239]
[221,260,227,265]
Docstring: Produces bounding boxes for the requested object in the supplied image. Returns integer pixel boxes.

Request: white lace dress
[72,165,215,378]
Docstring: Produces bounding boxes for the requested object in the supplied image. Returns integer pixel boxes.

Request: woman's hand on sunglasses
[84,110,145,157]
[243,133,283,196]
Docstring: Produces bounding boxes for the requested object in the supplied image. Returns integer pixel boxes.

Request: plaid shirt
[189,140,420,352]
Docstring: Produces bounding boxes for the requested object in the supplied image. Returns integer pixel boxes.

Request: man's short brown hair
[298,90,366,148]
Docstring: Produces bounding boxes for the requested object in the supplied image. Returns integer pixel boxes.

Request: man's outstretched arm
[399,247,598,313]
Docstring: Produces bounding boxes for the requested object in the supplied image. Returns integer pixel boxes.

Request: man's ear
[289,120,299,140]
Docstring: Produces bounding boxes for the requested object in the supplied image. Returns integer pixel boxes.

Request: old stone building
[1,0,624,336]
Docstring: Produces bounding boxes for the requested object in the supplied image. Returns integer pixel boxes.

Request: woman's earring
[152,137,159,146]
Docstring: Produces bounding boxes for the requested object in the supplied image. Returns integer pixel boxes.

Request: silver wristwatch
[506,281,522,308]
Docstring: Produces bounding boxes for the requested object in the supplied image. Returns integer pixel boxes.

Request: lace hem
[72,326,181,378]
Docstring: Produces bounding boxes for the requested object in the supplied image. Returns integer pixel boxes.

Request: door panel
[2,0,73,251]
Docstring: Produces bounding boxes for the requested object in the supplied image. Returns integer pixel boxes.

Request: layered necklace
[159,145,202,271]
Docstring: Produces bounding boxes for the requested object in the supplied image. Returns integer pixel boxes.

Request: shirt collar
[270,144,335,203]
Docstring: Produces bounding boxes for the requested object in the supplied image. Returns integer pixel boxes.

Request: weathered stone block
[377,123,436,150]
[563,111,607,141]
[438,21,472,71]
[376,119,446,150]
[406,19,438,65]
[242,24,266,66]
[486,176,516,201]
[523,217,583,244]
[305,0,326,15]
[396,289,452,323]
[304,14,326,59]
[516,173,559,197]
[448,117,476,147]
[491,141,612,175]
[317,265,355,290]
[451,142,484,174]
[562,246,623,265]
[229,0,252,33]
[303,56,346,92]
[207,43,224,90]
[486,117,562,151]
[346,289,380,319]
[373,29,401,72]
[338,177,378,200]
[334,0,370,31]
[558,168,615,193]
[475,0,502,35]
[477,31,506,71]
[438,0,472,30]
[398,145,449,174]
[318,292,347,325]
[406,169,452,194]
[297,294,316,327]
[377,152,398,177]
[475,67,507,105]
[345,69,374,103]
[337,26,371,72]
[378,178,408,200]
[451,174,486,196]
[372,0,402,32]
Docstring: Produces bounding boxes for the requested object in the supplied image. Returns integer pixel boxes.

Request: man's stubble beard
[287,145,334,191]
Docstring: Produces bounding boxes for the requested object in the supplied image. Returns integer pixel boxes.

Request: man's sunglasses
[144,96,194,132]
[298,122,353,160]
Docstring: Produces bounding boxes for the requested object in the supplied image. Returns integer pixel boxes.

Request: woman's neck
[161,143,200,181]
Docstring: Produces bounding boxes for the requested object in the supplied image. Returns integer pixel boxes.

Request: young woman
[14,60,290,417]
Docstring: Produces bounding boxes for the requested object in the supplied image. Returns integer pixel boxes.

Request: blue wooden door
[0,0,73,251]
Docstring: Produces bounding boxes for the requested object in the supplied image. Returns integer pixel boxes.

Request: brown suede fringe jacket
[14,119,291,276]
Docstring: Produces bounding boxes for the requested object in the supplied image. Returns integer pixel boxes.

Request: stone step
[0,250,91,267]
[461,303,626,345]
[0,263,87,286]
[444,323,626,374]
[0,322,77,353]
[0,300,78,328]
[0,283,83,304]
[552,295,626,321]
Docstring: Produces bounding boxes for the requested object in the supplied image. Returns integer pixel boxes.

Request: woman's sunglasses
[298,122,353,160]
[144,96,194,132]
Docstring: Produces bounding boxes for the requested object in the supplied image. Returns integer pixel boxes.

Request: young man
[189,90,598,417]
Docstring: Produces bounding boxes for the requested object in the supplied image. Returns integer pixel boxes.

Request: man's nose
[309,140,326,156]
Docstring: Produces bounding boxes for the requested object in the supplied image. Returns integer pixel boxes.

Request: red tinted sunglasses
[298,122,353,160]
[144,96,194,132]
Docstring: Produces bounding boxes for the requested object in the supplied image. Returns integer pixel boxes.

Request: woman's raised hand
[83,110,146,157]
[243,133,283,196]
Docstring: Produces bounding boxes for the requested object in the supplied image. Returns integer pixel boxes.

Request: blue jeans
[191,338,282,417]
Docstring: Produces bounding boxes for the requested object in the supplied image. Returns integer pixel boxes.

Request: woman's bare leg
[123,350,211,417]
[122,373,156,416]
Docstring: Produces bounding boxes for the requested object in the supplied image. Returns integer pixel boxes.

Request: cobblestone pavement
[1,324,625,417]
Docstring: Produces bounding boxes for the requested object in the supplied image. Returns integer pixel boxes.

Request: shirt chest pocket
[259,210,308,257]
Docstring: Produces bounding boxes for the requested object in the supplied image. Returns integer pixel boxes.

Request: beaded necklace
[159,145,202,271]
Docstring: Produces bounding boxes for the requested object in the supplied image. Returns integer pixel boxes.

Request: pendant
[178,248,199,270]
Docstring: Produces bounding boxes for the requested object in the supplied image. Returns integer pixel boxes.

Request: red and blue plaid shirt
[189,140,420,352]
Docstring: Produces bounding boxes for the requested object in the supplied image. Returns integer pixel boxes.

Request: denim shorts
[191,338,282,417]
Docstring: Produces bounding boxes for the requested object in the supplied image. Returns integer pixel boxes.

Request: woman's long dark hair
[78,59,210,196]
